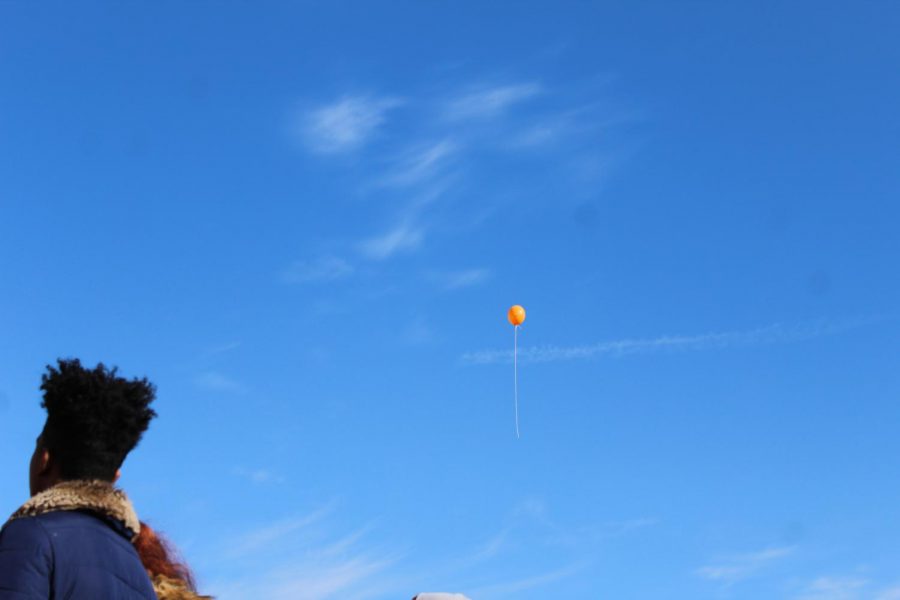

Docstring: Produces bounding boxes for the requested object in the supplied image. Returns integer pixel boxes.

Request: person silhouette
[0,359,158,599]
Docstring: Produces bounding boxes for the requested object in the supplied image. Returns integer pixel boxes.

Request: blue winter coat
[0,509,156,599]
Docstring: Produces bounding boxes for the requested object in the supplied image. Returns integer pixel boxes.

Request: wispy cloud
[462,499,547,564]
[202,341,241,356]
[445,83,541,120]
[509,120,567,148]
[401,316,434,345]
[469,528,511,562]
[462,318,876,365]
[359,222,424,260]
[281,255,354,284]
[876,585,900,600]
[210,508,404,600]
[382,139,457,187]
[543,515,658,548]
[193,371,246,393]
[788,576,900,600]
[218,554,397,600]
[696,546,794,585]
[510,497,546,519]
[465,500,649,565]
[299,95,401,154]
[312,526,376,559]
[467,562,586,599]
[206,497,637,600]
[598,517,658,536]
[508,103,645,150]
[258,555,397,600]
[232,466,286,485]
[429,268,491,291]
[794,576,869,600]
[227,507,333,559]
[359,139,456,263]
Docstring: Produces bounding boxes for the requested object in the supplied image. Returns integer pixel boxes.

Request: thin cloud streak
[216,555,397,600]
[359,222,424,260]
[466,562,586,599]
[226,507,333,559]
[299,95,401,154]
[201,341,241,356]
[696,546,794,585]
[469,527,510,562]
[793,576,869,600]
[462,318,877,365]
[281,255,354,284]
[210,509,404,600]
[312,525,377,559]
[508,102,646,149]
[193,371,246,393]
[358,140,456,264]
[263,555,397,600]
[600,517,658,536]
[232,466,286,485]
[445,83,541,120]
[876,585,900,600]
[207,498,638,599]
[382,140,457,187]
[401,316,434,346]
[430,268,491,290]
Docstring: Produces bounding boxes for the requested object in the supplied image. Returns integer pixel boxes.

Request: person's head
[30,358,157,496]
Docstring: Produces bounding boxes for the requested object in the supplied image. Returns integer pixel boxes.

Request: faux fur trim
[153,575,214,600]
[9,480,140,540]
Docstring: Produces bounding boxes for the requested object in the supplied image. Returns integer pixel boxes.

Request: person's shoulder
[0,517,54,596]
[5,510,135,563]
[0,515,52,549]
[32,509,105,528]
[31,510,139,559]
[0,517,53,580]
[30,509,126,537]
[5,512,154,598]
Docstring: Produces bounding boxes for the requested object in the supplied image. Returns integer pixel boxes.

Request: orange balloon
[508,305,526,326]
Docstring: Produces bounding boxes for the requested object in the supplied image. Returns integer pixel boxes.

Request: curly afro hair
[40,358,157,481]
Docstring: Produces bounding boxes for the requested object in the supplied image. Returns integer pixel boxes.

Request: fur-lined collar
[153,575,214,600]
[8,480,140,540]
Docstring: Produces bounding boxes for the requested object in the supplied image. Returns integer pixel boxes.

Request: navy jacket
[0,509,156,599]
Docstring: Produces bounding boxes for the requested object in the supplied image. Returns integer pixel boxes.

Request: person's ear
[113,469,121,483]
[36,448,52,475]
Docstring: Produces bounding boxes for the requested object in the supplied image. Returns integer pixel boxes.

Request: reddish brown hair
[133,521,197,591]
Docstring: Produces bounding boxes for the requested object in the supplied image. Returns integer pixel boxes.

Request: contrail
[461,317,881,365]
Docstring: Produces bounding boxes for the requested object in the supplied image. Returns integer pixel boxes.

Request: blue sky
[1,2,899,599]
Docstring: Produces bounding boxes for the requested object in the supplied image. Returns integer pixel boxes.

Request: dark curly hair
[40,358,157,480]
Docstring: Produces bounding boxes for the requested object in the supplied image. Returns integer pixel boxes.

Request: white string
[514,324,520,439]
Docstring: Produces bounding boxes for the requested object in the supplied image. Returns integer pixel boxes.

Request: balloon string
[514,324,520,439]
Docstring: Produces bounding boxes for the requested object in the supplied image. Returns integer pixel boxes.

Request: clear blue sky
[1,2,899,599]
